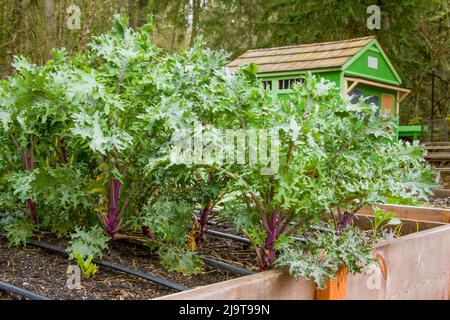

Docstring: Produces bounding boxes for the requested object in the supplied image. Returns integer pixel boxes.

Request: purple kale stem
[142,226,154,240]
[26,198,38,224]
[260,211,279,269]
[21,149,38,224]
[59,139,68,164]
[198,173,214,235]
[337,210,354,233]
[200,203,211,231]
[194,202,212,244]
[104,178,122,238]
[344,210,354,227]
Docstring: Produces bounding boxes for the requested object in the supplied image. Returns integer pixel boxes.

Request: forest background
[0,0,448,125]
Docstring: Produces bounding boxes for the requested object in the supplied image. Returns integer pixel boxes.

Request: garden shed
[228,36,411,139]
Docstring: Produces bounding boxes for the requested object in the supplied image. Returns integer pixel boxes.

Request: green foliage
[0,13,265,275]
[7,171,35,202]
[276,226,375,288]
[0,210,35,246]
[73,253,99,279]
[66,226,109,260]
[33,165,96,237]
[135,195,205,275]
[385,196,428,207]
[157,246,204,276]
[369,209,402,237]
[140,200,194,246]
[221,201,266,247]
[1,1,448,123]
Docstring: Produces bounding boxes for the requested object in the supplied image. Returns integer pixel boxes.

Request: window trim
[278,77,304,91]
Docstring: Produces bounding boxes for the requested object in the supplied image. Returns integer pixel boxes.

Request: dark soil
[0,226,257,300]
[200,226,258,271]
[0,238,174,300]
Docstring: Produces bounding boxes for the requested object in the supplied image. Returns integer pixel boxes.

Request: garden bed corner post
[315,266,348,300]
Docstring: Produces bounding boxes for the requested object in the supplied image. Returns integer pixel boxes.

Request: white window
[368,56,378,69]
[278,78,304,90]
[262,80,272,90]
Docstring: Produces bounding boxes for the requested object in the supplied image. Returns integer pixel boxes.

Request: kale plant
[222,75,435,271]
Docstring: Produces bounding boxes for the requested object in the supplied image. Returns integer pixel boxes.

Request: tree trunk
[45,0,55,59]
[169,0,183,53]
[189,0,200,47]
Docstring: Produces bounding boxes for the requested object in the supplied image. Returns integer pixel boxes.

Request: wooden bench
[434,167,450,184]
[425,152,450,160]
[424,146,450,151]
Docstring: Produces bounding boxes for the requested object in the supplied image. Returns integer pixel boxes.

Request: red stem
[59,139,68,164]
[26,198,38,224]
[21,147,38,224]
[199,203,212,230]
[102,178,122,238]
[259,211,279,270]
[142,226,154,240]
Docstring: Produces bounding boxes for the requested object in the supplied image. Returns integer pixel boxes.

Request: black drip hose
[201,256,255,276]
[0,280,51,300]
[205,229,251,244]
[2,233,256,292]
[26,239,189,292]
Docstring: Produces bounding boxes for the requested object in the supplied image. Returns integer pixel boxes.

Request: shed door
[381,94,395,117]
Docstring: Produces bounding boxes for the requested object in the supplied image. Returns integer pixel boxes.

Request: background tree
[0,0,448,124]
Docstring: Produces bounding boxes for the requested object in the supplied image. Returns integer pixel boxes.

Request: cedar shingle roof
[227,36,375,73]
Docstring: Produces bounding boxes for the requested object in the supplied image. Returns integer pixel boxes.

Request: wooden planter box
[157,205,450,300]
[347,224,450,299]
[357,203,450,224]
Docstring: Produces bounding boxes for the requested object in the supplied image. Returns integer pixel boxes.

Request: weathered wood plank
[432,189,450,198]
[355,214,446,235]
[155,269,315,300]
[357,204,450,223]
[156,211,450,300]
[423,142,450,146]
[348,224,450,300]
[425,152,450,160]
[424,146,450,151]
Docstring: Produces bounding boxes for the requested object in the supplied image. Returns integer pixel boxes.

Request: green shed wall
[344,48,400,85]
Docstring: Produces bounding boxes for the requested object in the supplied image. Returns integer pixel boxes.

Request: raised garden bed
[3,209,448,300]
[158,212,450,300]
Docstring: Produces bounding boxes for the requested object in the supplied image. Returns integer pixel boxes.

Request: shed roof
[227,36,375,73]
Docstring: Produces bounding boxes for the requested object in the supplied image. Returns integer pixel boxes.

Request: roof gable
[343,41,402,85]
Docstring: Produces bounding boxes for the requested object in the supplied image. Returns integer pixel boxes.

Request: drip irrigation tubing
[0,280,51,300]
[25,238,189,292]
[201,256,255,276]
[204,229,251,244]
[2,233,255,286]
[205,221,307,243]
[120,237,255,277]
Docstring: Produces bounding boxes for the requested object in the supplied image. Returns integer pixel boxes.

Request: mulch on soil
[0,226,257,300]
[430,197,450,208]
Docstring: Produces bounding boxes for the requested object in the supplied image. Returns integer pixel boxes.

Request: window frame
[278,77,304,91]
